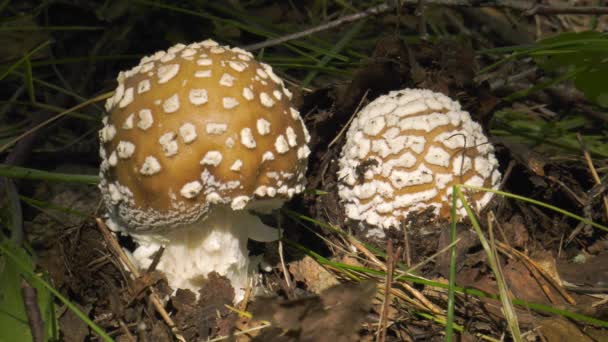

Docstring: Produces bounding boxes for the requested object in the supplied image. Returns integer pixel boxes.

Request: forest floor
[1,1,608,341]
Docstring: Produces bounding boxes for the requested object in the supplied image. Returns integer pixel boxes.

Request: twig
[238,279,253,312]
[401,237,462,275]
[0,91,112,154]
[145,246,164,273]
[1,178,23,244]
[328,89,370,148]
[207,322,271,342]
[243,3,392,51]
[497,242,560,305]
[525,5,608,15]
[377,240,395,342]
[277,212,294,297]
[242,1,608,51]
[401,220,412,268]
[95,218,186,342]
[21,279,44,342]
[577,133,608,222]
[347,234,443,314]
[496,241,576,305]
[118,319,136,342]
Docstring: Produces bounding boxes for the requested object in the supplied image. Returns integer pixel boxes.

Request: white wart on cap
[99,39,310,232]
[337,88,501,234]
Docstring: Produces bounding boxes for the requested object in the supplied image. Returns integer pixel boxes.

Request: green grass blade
[0,242,113,342]
[417,312,500,342]
[0,164,99,185]
[460,185,608,232]
[445,186,458,342]
[0,100,97,121]
[0,40,52,82]
[20,195,89,218]
[23,57,35,103]
[456,186,522,341]
[301,20,364,87]
[0,25,104,31]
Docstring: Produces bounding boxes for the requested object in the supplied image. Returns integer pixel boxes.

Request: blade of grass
[203,2,350,61]
[445,186,458,342]
[24,54,141,67]
[460,185,608,232]
[0,100,96,121]
[9,70,102,110]
[132,0,323,63]
[504,67,581,102]
[0,242,113,341]
[0,164,98,184]
[20,195,89,218]
[0,91,112,153]
[0,39,52,82]
[301,19,365,87]
[417,312,500,342]
[0,25,104,31]
[23,57,35,103]
[456,185,521,341]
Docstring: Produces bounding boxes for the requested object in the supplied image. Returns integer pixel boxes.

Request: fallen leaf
[289,255,339,294]
[249,281,376,342]
[536,317,593,342]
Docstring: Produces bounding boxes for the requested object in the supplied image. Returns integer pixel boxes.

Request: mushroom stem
[130,207,279,302]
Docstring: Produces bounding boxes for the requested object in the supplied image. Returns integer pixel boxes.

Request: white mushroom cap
[99,39,310,233]
[337,88,501,231]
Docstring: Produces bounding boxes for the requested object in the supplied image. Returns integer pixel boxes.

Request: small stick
[238,279,253,312]
[347,234,443,314]
[345,234,385,267]
[401,220,412,268]
[95,218,186,342]
[118,319,136,342]
[328,89,370,148]
[146,246,164,273]
[21,279,44,342]
[497,243,559,305]
[0,91,113,153]
[207,322,271,342]
[376,240,395,342]
[243,3,392,51]
[277,212,294,297]
[241,1,608,51]
[497,241,576,305]
[577,133,608,221]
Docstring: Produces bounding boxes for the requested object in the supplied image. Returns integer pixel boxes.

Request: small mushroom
[99,39,311,301]
[337,88,500,238]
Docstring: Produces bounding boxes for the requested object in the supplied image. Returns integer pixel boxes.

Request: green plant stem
[301,19,364,87]
[0,164,99,184]
[0,242,113,341]
[445,187,458,342]
[460,185,608,232]
[0,40,52,82]
[456,186,522,341]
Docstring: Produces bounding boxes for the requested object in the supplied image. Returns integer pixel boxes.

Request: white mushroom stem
[129,207,280,303]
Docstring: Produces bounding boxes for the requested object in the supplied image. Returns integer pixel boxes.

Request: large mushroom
[337,88,500,238]
[98,39,311,301]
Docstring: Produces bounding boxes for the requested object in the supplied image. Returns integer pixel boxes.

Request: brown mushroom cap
[337,89,500,233]
[99,40,310,232]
